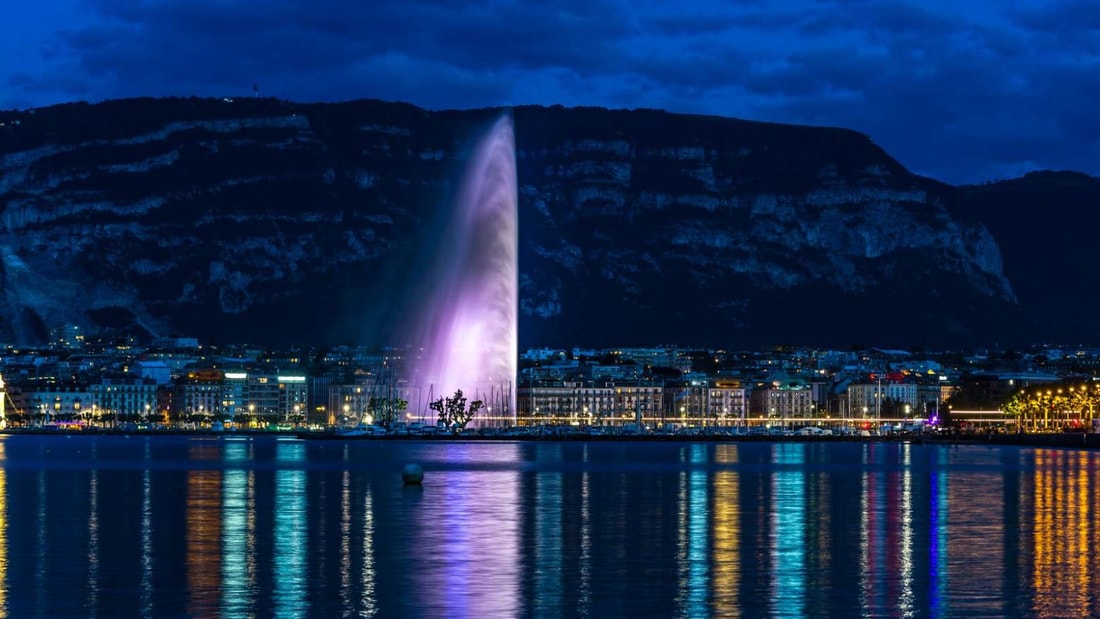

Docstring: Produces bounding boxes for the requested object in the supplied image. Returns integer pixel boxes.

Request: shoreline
[2,428,1098,449]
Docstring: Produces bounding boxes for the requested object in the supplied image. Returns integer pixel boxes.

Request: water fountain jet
[404,114,517,427]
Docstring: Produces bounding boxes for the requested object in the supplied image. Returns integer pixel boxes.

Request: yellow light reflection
[1029,450,1094,616]
[186,444,222,618]
[579,458,591,614]
[711,444,740,617]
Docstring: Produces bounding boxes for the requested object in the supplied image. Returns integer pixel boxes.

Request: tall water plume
[406,114,517,425]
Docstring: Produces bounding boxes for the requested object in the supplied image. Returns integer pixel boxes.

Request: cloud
[2,0,1098,184]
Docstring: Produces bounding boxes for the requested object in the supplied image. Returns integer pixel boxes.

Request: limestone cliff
[0,97,1028,348]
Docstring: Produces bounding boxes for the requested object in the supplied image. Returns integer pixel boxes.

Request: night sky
[1,0,1097,185]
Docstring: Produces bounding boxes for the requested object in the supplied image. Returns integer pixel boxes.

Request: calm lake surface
[0,436,1097,618]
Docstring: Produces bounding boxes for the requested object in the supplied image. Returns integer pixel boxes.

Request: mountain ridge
[0,96,1089,349]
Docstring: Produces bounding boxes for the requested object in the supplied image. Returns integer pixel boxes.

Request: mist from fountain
[405,114,517,426]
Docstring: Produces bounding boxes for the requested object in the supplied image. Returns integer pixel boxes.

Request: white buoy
[402,463,424,485]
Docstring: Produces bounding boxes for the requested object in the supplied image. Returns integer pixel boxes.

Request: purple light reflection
[409,444,522,617]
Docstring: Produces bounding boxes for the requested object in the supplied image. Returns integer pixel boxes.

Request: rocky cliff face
[0,97,1028,348]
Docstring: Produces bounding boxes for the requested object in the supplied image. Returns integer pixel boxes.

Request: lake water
[0,436,1096,618]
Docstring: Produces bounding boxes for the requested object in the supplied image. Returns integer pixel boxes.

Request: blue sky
[1,0,1097,184]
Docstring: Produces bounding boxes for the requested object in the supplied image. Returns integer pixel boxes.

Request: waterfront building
[706,379,747,425]
[276,374,308,423]
[610,383,664,425]
[750,371,814,421]
[174,369,223,422]
[309,374,335,425]
[221,371,249,420]
[517,379,663,426]
[847,380,918,419]
[26,385,88,424]
[89,375,158,422]
[246,372,281,422]
[328,370,376,426]
[538,380,616,425]
[666,375,709,425]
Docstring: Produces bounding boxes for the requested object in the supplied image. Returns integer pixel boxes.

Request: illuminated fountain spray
[408,114,517,426]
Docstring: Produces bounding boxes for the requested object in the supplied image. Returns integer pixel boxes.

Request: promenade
[3,425,1098,450]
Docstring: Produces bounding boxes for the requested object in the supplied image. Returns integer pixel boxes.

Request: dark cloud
[2,0,1098,184]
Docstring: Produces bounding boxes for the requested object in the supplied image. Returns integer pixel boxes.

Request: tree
[429,389,484,432]
[1000,391,1027,425]
[369,397,408,427]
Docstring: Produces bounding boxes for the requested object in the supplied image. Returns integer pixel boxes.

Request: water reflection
[87,467,99,617]
[140,444,153,618]
[411,442,521,618]
[929,445,948,617]
[1029,449,1100,617]
[534,443,562,619]
[0,437,1096,617]
[0,439,7,619]
[359,476,377,617]
[186,442,222,618]
[675,444,709,616]
[578,444,592,616]
[274,440,307,618]
[899,444,914,617]
[222,440,253,618]
[34,470,46,616]
[710,444,740,617]
[770,443,805,618]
